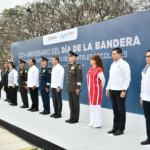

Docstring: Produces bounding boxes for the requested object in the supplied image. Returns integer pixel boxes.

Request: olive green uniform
[66,61,82,120]
[3,67,10,100]
[19,66,28,106]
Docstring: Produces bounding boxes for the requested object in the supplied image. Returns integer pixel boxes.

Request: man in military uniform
[66,51,82,124]
[2,61,9,101]
[19,59,29,108]
[39,56,51,115]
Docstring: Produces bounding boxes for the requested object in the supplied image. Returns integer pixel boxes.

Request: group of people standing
[0,48,150,145]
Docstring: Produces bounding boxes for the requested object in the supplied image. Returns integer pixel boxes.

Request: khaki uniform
[19,66,28,106]
[66,61,82,120]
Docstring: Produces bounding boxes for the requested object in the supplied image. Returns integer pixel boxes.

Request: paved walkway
[0,127,40,150]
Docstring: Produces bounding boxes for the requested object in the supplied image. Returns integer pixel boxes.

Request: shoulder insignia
[79,65,82,70]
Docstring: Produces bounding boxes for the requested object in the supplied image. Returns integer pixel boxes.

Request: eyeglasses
[145,56,150,58]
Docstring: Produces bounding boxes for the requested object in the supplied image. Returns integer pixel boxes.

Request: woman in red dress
[87,55,105,128]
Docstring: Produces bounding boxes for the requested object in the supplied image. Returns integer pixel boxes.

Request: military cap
[68,51,79,57]
[7,60,13,63]
[41,56,49,61]
[19,59,26,64]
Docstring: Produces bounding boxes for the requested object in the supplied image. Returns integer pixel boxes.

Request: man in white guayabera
[106,47,131,136]
[50,56,64,118]
[140,50,150,145]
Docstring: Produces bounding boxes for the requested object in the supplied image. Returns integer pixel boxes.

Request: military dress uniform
[2,65,7,99]
[18,60,29,108]
[39,56,51,115]
[3,65,10,101]
[66,51,82,124]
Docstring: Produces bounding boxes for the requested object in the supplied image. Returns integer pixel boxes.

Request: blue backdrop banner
[12,10,150,115]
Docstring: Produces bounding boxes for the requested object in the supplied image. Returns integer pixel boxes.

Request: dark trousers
[9,86,18,104]
[41,90,50,113]
[51,88,62,115]
[29,88,39,109]
[68,92,80,120]
[110,90,127,131]
[4,83,10,100]
[143,101,150,139]
[20,86,28,106]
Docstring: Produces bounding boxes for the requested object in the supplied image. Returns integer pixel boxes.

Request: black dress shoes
[50,113,57,117]
[10,103,17,106]
[65,119,72,123]
[27,108,33,111]
[54,114,62,118]
[20,105,28,108]
[113,130,124,136]
[107,129,117,134]
[141,139,150,145]
[69,119,78,124]
[4,98,9,101]
[43,112,50,115]
[30,108,39,112]
[12,103,17,106]
[39,111,44,114]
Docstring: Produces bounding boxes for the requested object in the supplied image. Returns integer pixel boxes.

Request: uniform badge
[67,65,69,68]
[43,69,45,72]
[71,66,74,70]
[49,69,51,73]
[25,70,27,73]
[79,65,82,69]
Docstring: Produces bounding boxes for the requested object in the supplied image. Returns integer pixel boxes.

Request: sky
[0,0,36,13]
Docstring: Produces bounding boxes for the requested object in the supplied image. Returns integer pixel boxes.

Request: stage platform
[0,91,149,150]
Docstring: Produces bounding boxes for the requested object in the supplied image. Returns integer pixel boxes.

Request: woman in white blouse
[8,64,18,106]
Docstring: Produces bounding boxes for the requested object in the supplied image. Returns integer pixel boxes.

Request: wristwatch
[122,90,126,92]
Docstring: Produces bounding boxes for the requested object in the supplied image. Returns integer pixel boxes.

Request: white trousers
[89,105,102,127]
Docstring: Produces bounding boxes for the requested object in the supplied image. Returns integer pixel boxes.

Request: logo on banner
[43,28,78,45]
[60,33,67,39]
